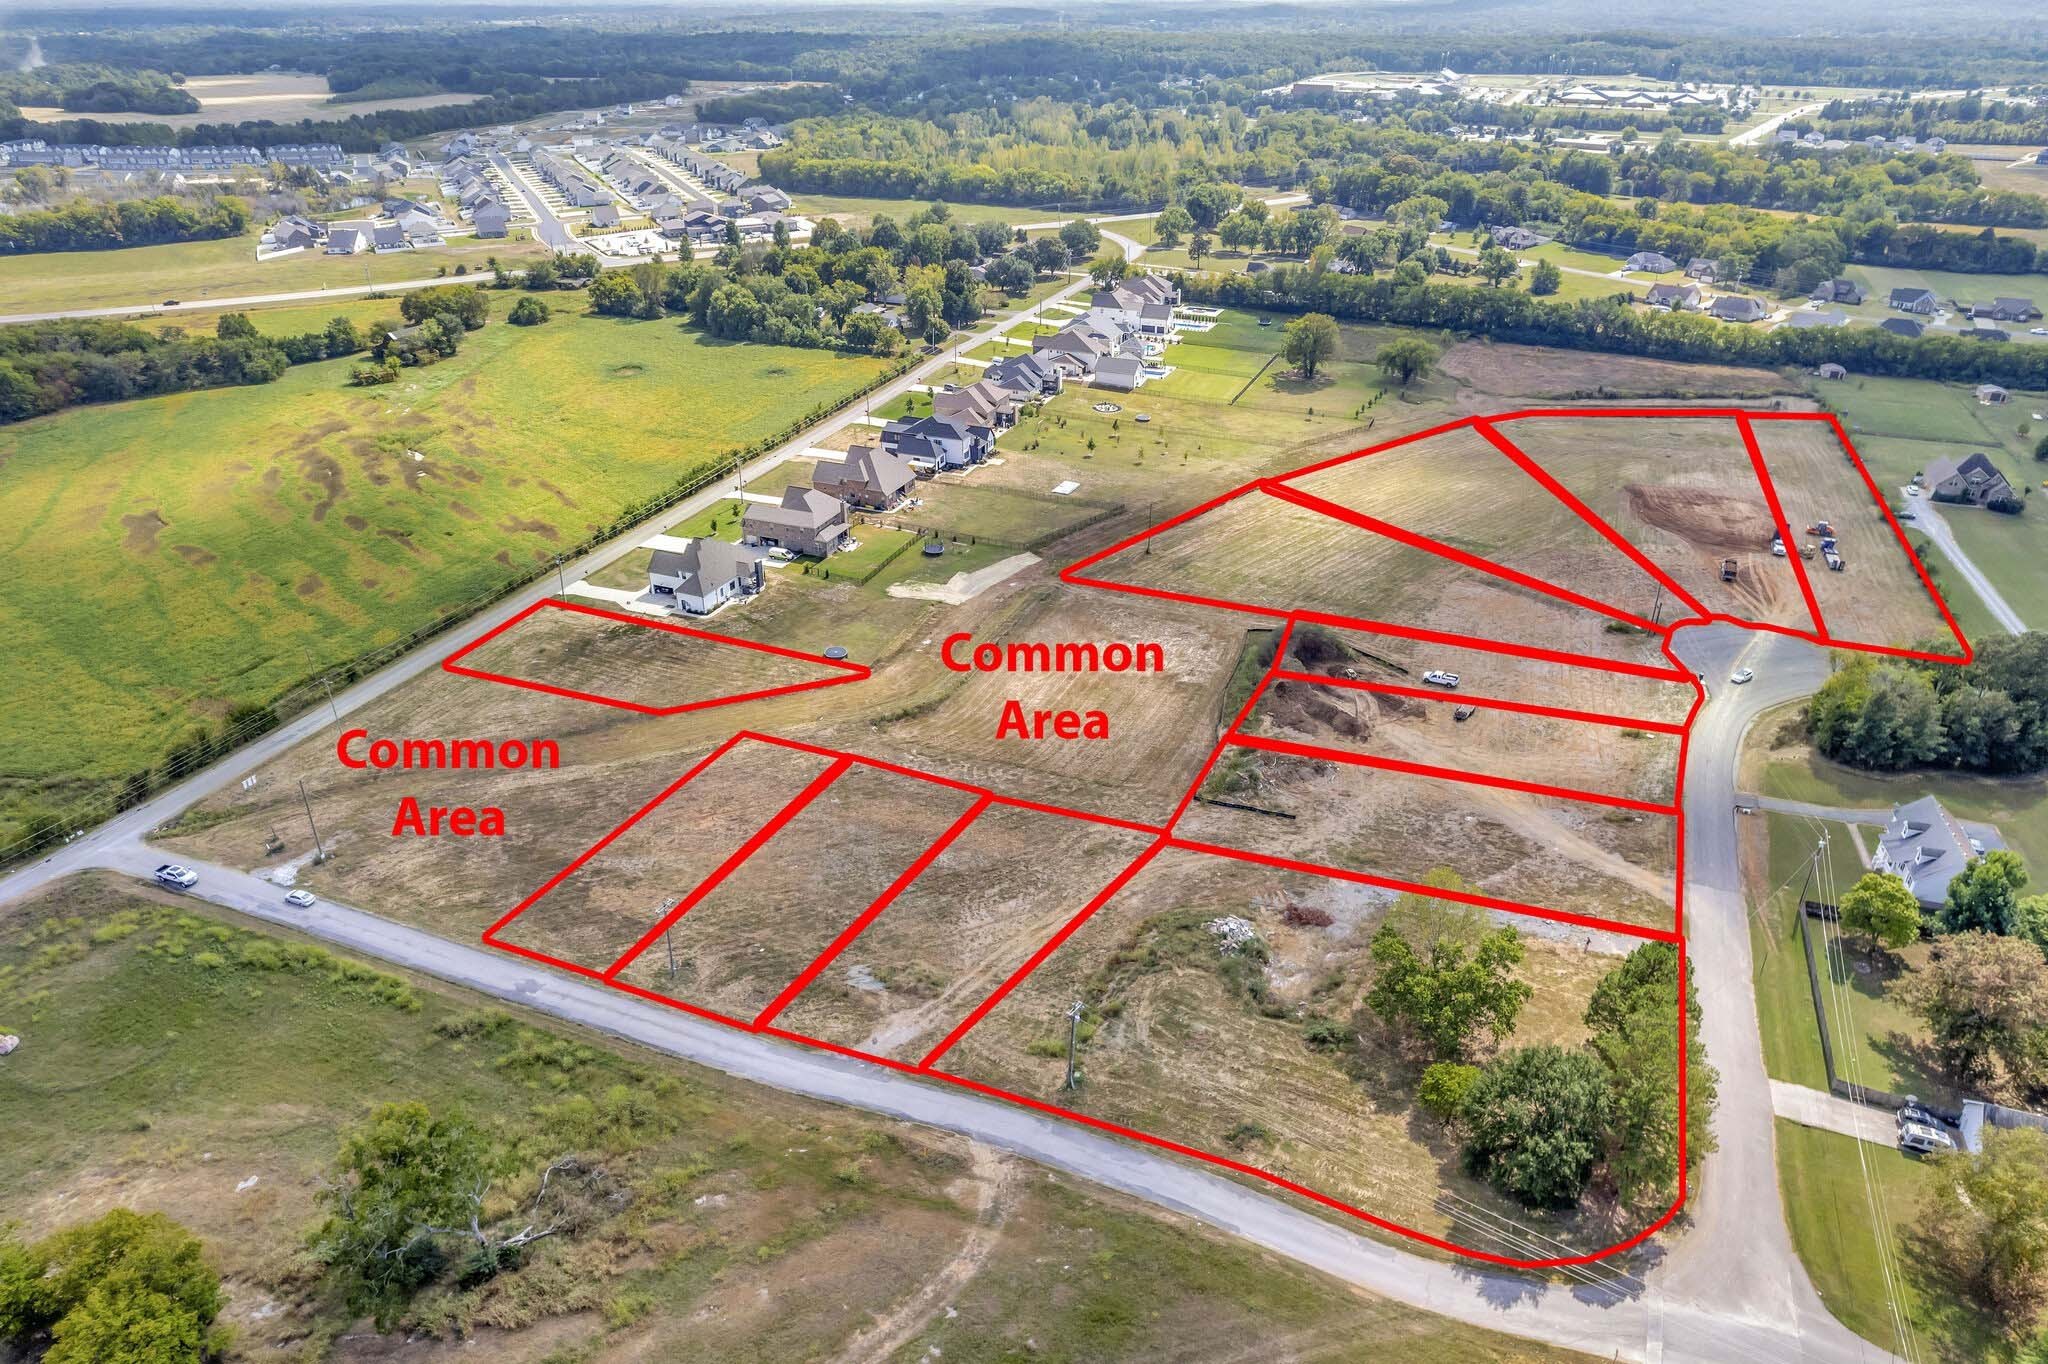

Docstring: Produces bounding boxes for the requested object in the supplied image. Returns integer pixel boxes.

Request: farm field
[0,230,549,316]
[0,308,894,844]
[14,71,479,126]
[0,876,1599,1364]
[933,845,1668,1263]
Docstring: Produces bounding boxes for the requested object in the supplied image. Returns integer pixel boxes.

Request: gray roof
[1785,310,1848,329]
[1876,796,2006,908]
[649,538,760,597]
[1710,295,1767,321]
[1879,317,1924,338]
[743,485,846,533]
[817,444,916,500]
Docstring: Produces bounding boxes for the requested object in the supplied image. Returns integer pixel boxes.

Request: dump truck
[1721,558,1739,582]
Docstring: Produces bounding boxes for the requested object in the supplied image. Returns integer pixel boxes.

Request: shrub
[1419,1061,1481,1122]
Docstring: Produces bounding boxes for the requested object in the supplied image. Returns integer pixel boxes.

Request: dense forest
[1807,635,2048,774]
[0,64,198,115]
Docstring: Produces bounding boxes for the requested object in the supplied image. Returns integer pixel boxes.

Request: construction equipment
[1720,557,1739,582]
[1806,520,1835,536]
[1801,542,1816,560]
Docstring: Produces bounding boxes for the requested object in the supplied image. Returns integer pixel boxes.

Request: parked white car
[1899,1121,1956,1155]
[1421,670,1461,689]
[154,863,198,888]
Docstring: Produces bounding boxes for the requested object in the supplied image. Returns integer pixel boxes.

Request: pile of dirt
[1267,680,1370,739]
[1625,483,1775,551]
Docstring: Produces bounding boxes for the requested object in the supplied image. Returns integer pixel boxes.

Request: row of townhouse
[441,156,514,237]
[531,149,614,209]
[0,140,347,171]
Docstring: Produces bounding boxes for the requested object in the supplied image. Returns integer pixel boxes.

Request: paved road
[1731,103,1824,148]
[1901,493,2028,634]
[489,151,578,252]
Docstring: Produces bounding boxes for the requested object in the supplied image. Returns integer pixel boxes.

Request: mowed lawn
[0,230,549,315]
[0,310,892,828]
[1818,375,2048,633]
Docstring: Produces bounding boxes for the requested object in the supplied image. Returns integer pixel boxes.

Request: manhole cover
[1093,402,1122,414]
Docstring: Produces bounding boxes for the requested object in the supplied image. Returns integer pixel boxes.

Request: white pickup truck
[1421,670,1462,689]
[153,863,198,889]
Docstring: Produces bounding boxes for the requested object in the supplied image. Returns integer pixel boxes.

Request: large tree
[1583,943,1718,1206]
[1462,1046,1613,1208]
[1922,1128,2048,1338]
[1367,922,1530,1061]
[0,1209,221,1364]
[1840,871,1923,954]
[1910,931,2048,1099]
[1942,850,2031,936]
[1154,203,1193,250]
[1281,312,1340,380]
[1375,337,1438,388]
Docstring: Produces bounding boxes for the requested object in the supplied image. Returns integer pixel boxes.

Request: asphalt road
[489,152,578,252]
[0,273,471,327]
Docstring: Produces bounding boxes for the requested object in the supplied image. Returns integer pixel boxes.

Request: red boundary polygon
[441,597,871,716]
[473,409,1972,1271]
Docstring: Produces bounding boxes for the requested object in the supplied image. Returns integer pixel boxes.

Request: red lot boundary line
[442,598,871,717]
[1227,732,1680,815]
[1260,480,1663,631]
[1269,668,1687,734]
[752,794,994,1028]
[1733,415,1830,641]
[476,408,1969,1269]
[604,755,853,978]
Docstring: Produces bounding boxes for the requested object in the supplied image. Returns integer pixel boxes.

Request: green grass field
[1761,751,2048,873]
[0,309,893,840]
[0,230,549,315]
[1751,811,1869,1093]
[1775,1120,2006,1363]
[1818,375,2047,633]
[792,194,1052,230]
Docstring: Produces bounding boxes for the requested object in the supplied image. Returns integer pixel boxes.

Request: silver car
[1899,1121,1955,1155]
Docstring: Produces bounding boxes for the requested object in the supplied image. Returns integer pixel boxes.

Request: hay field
[1282,423,1671,623]
[0,310,892,835]
[1493,416,1809,626]
[1746,420,1962,650]
[936,846,1659,1260]
[15,72,479,127]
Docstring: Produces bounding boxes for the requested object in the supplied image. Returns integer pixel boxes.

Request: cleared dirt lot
[611,760,984,1018]
[446,600,863,713]
[1082,486,1672,667]
[933,846,1662,1260]
[494,737,840,972]
[1493,416,1811,628]
[1250,675,1682,809]
[1745,419,1962,652]
[768,802,1159,1056]
[1180,746,1678,932]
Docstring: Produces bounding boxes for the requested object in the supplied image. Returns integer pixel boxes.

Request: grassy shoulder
[0,872,1597,1364]
[1774,1120,2008,1362]
[0,305,895,843]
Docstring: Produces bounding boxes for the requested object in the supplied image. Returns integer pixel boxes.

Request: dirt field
[1250,675,1682,809]
[1082,486,1673,667]
[1745,420,1961,651]
[493,736,842,972]
[768,802,1159,1056]
[446,600,864,713]
[1294,622,1696,727]
[933,846,1661,1260]
[609,759,985,1017]
[18,72,477,127]
[1491,416,1812,627]
[1281,423,1671,625]
[1179,746,1678,932]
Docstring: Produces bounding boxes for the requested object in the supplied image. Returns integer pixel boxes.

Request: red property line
[1228,732,1680,816]
[917,837,1173,1068]
[752,794,994,1028]
[1260,480,1661,631]
[443,598,871,717]
[1470,418,1711,621]
[1734,414,1829,642]
[1269,668,1687,734]
[604,755,853,978]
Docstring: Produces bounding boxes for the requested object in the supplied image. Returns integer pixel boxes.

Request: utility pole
[298,778,328,864]
[553,554,567,595]
[1063,1000,1085,1090]
[1648,581,1665,628]
[665,925,679,978]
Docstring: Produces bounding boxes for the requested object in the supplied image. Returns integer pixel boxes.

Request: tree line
[1172,265,2048,389]
[1807,633,2048,775]
[0,311,366,425]
[0,63,198,115]
[0,193,248,255]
